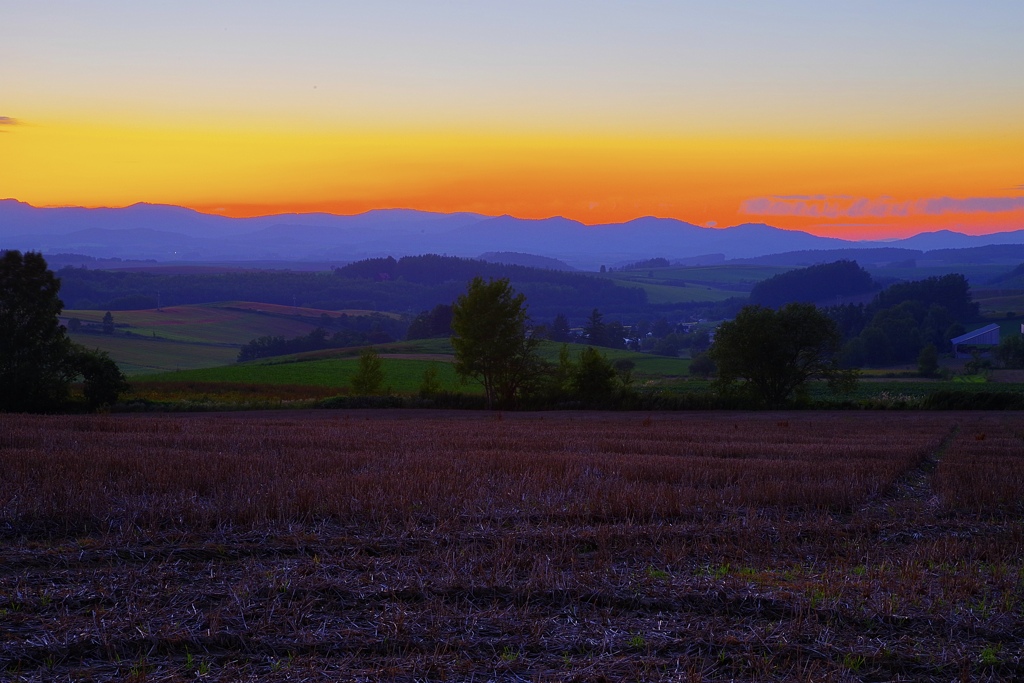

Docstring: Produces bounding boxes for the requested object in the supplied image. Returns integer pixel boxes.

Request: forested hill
[55,255,646,320]
[749,260,878,307]
[338,254,593,287]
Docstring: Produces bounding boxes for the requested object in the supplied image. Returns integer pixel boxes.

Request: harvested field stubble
[935,415,1024,511]
[1,411,1022,681]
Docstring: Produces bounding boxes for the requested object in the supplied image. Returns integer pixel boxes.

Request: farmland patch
[1,411,1021,680]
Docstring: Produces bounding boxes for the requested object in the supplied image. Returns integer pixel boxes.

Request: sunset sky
[2,1,1022,240]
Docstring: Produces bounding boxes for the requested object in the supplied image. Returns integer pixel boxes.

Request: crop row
[0,411,973,535]
[936,415,1024,510]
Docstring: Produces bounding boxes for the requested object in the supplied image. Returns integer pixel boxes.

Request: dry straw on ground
[1,410,1021,681]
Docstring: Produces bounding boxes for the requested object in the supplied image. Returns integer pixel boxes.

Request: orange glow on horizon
[179,200,1024,242]
[3,117,1022,242]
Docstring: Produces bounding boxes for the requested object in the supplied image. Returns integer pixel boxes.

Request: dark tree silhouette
[584,308,608,346]
[1,251,128,412]
[451,277,541,409]
[548,313,572,342]
[709,303,856,408]
[350,348,386,396]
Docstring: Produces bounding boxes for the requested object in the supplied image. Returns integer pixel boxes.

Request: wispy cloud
[921,196,1024,214]
[741,194,1024,217]
[740,196,910,218]
[0,116,18,126]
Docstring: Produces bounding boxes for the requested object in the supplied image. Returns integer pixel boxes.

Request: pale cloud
[740,194,1024,218]
[921,197,1024,214]
[0,116,18,131]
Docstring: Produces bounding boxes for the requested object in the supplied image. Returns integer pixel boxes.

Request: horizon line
[2,197,1008,244]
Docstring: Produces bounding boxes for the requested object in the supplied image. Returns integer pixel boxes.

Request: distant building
[950,323,1001,358]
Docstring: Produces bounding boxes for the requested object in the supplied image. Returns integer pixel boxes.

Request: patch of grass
[134,357,471,395]
[609,279,739,304]
[979,644,1002,666]
[132,339,691,402]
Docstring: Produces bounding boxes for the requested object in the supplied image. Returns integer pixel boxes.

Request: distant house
[950,323,1001,358]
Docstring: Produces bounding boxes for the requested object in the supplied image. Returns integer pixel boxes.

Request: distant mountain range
[3,199,1024,270]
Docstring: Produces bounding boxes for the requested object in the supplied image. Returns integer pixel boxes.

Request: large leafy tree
[451,277,541,409]
[74,346,131,409]
[1,251,80,412]
[350,347,386,395]
[709,303,856,408]
[1,251,128,412]
[572,346,620,405]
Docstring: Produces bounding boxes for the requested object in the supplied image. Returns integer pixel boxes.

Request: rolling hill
[5,199,1024,269]
[64,302,392,375]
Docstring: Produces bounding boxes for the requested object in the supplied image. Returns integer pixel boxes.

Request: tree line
[3,251,1000,414]
[447,276,858,410]
[449,277,637,409]
[743,260,980,368]
[55,255,647,320]
[237,313,404,361]
[827,273,977,367]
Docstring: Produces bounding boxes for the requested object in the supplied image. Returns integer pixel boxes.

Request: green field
[64,302,342,345]
[132,338,459,393]
[603,265,787,304]
[135,356,467,394]
[70,333,240,375]
[610,279,739,304]
[130,340,689,400]
[63,302,398,375]
[124,332,1024,407]
[625,265,788,284]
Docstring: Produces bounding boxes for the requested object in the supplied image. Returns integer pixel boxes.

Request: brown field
[1,411,1022,681]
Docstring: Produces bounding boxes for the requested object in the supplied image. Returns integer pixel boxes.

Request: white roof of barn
[950,323,1000,345]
